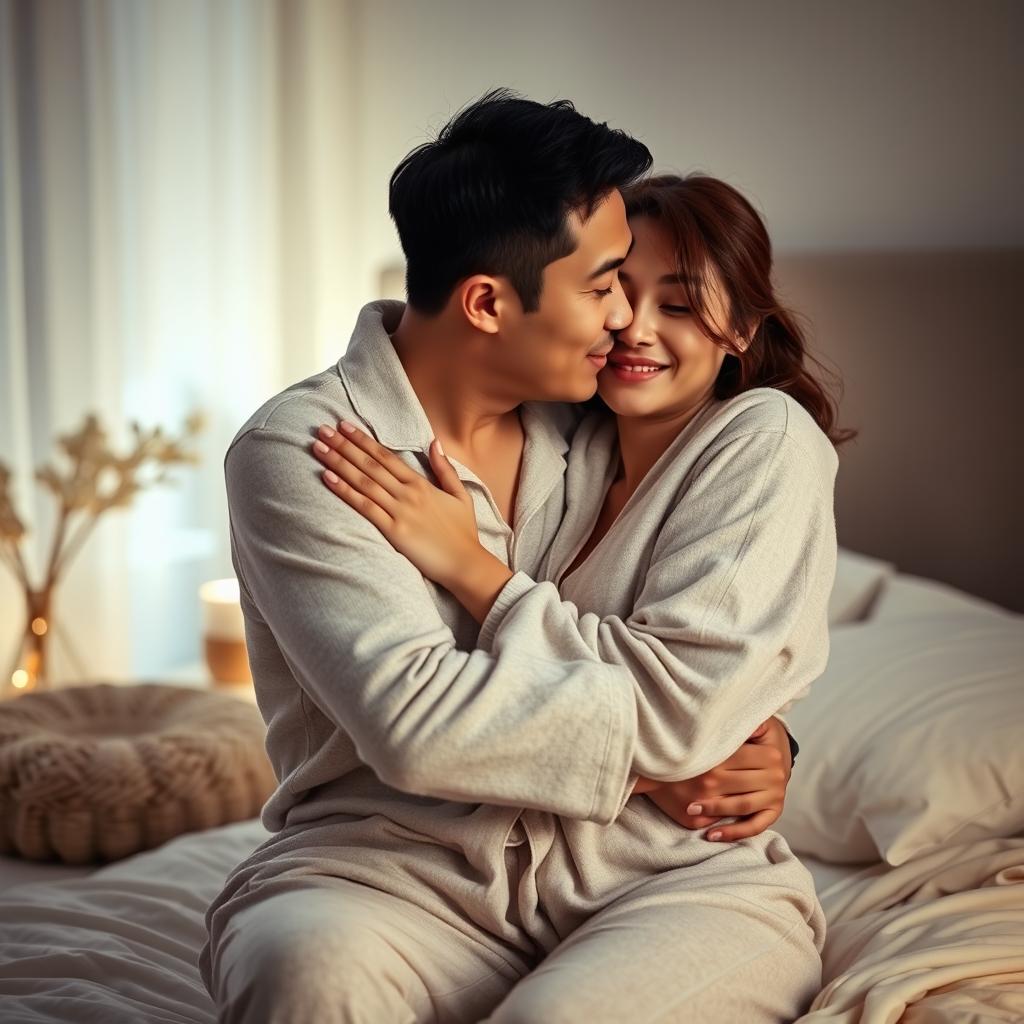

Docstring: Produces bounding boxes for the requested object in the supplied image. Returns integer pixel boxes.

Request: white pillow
[776,611,1024,866]
[828,546,896,626]
[870,571,1011,623]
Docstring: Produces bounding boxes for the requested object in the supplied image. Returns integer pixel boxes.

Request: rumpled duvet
[798,837,1024,1023]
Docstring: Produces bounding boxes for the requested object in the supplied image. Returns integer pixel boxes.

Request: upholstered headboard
[774,250,1022,613]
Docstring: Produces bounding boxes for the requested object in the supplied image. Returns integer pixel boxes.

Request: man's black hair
[389,88,652,315]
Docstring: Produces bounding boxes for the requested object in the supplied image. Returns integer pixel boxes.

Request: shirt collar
[336,299,572,464]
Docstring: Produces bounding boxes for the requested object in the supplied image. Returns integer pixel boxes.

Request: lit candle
[199,578,252,685]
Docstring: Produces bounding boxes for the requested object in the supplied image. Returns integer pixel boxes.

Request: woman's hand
[311,421,484,589]
[633,717,792,842]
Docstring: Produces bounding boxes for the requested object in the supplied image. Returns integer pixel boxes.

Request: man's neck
[389,306,521,463]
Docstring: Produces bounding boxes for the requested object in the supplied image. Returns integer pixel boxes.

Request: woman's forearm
[442,546,516,625]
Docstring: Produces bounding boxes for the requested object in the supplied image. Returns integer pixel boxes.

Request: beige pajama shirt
[199,299,838,1022]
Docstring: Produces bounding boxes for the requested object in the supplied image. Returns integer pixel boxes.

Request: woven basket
[0,682,277,864]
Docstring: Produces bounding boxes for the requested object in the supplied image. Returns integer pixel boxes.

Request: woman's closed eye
[661,304,691,315]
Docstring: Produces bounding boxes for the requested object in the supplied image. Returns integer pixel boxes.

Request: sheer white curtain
[0,0,359,682]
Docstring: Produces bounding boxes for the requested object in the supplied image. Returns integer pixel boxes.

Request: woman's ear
[735,315,762,353]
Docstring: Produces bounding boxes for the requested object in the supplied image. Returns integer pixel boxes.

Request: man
[199,89,809,1023]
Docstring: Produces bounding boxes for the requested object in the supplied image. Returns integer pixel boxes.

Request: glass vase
[3,586,84,699]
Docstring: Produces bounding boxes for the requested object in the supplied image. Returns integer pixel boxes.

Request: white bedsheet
[0,819,870,1023]
[4,821,1021,1023]
[800,853,876,897]
[0,819,268,1023]
[0,856,96,895]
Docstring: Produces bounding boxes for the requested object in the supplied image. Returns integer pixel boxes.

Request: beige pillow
[827,546,896,626]
[870,571,1011,623]
[776,610,1024,866]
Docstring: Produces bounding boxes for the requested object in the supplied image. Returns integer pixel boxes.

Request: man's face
[493,189,635,403]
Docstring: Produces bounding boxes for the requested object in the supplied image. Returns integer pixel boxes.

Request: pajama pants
[200,823,823,1023]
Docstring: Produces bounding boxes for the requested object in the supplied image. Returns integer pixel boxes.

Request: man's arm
[780,722,800,768]
[772,695,805,767]
[640,715,794,841]
[227,425,638,824]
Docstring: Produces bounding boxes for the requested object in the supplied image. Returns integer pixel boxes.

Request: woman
[313,174,854,1020]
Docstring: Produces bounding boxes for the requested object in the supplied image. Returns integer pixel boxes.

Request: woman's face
[597,215,745,419]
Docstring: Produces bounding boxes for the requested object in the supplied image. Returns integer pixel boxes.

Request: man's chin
[524,373,599,405]
[563,377,600,404]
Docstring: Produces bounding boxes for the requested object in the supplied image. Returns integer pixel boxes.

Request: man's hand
[631,717,793,842]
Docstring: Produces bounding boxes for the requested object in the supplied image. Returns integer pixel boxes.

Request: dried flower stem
[50,507,98,583]
[0,544,25,585]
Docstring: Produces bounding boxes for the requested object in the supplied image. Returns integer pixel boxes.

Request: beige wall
[352,0,1022,300]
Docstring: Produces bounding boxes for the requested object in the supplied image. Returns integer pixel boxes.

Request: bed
[1,552,1022,1023]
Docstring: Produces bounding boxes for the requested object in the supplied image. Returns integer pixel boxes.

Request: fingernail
[686,803,702,816]
[314,440,329,454]
[339,421,356,434]
[708,830,722,841]
[435,438,444,457]
[324,470,339,483]
[319,425,335,438]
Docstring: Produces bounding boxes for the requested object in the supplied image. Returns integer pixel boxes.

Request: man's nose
[606,291,633,333]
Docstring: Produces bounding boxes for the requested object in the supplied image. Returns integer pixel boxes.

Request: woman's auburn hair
[621,174,858,450]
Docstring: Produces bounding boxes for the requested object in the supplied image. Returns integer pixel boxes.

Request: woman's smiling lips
[606,354,670,382]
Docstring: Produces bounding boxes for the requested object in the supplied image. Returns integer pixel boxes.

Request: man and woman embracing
[200,88,848,1023]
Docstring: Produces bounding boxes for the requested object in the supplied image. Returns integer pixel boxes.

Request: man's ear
[459,276,505,334]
